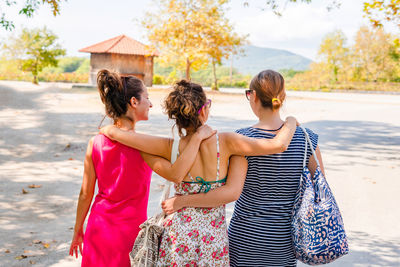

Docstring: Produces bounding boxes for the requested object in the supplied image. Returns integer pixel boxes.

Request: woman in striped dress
[162,70,325,266]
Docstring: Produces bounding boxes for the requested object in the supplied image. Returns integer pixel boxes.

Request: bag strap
[300,126,320,168]
[171,137,179,163]
[159,138,179,206]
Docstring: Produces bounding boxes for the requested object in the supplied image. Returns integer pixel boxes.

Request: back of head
[163,80,207,136]
[250,70,286,110]
[97,69,145,121]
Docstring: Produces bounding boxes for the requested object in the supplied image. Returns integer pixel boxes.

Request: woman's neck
[182,129,195,141]
[253,109,284,130]
[114,117,135,131]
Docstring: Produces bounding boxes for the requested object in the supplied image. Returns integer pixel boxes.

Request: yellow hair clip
[271,98,280,104]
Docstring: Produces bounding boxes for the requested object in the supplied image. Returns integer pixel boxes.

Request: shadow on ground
[0,84,40,111]
[298,231,400,267]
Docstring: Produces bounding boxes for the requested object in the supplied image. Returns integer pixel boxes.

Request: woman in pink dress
[68,70,215,267]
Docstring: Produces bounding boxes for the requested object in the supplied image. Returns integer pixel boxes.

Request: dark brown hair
[250,70,286,110]
[97,69,145,121]
[163,80,207,136]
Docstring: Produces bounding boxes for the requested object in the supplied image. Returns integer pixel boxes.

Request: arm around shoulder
[100,125,171,159]
[225,118,296,157]
[140,125,216,183]
[161,156,248,213]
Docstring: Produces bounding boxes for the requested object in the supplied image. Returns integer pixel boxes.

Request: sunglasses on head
[197,99,212,114]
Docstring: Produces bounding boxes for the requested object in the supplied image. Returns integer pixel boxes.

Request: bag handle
[300,126,320,168]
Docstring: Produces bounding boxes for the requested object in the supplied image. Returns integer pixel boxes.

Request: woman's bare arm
[162,156,248,214]
[100,125,216,160]
[69,138,96,258]
[100,125,172,159]
[308,145,325,177]
[141,127,216,183]
[225,116,297,156]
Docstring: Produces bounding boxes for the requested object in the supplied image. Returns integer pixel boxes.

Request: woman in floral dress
[102,80,297,266]
[158,134,229,266]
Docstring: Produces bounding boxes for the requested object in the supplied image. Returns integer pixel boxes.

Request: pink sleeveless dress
[82,134,152,267]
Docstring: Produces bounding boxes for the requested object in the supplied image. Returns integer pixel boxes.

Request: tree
[3,27,66,84]
[317,30,349,82]
[352,26,398,81]
[200,0,247,90]
[363,0,400,28]
[143,0,245,82]
[1,0,63,30]
[142,0,208,80]
[208,30,246,90]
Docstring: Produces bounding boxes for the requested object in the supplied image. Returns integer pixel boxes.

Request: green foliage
[3,27,66,84]
[58,57,86,72]
[1,0,64,30]
[286,81,400,92]
[290,26,400,90]
[0,54,89,83]
[317,30,349,82]
[0,58,89,83]
[43,57,89,73]
[153,74,165,85]
[154,60,174,77]
[153,62,250,88]
[76,58,90,74]
[279,69,305,79]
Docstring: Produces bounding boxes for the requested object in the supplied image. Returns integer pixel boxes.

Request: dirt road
[0,81,399,266]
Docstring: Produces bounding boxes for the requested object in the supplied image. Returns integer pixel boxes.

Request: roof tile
[79,35,158,56]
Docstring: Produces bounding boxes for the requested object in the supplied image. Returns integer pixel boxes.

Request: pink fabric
[82,134,152,267]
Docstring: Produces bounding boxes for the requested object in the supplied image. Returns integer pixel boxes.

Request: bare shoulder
[89,136,96,143]
[199,134,217,151]
[86,136,96,155]
[218,132,242,144]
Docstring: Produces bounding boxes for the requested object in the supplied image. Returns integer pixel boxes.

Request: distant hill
[224,45,312,75]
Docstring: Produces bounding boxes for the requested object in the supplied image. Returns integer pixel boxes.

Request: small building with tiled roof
[79,35,158,86]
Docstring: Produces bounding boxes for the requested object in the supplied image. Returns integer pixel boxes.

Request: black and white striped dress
[228,126,318,267]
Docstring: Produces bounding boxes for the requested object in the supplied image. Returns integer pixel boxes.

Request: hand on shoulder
[195,124,217,141]
[285,116,300,126]
[99,124,118,140]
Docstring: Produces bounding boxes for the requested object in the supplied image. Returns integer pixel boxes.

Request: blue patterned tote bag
[291,126,348,265]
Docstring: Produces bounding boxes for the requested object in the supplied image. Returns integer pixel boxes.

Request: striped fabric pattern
[228,126,318,267]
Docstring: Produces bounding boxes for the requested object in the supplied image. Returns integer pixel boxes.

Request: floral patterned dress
[158,134,230,267]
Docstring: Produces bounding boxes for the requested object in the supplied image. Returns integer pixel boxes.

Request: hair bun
[163,79,207,137]
[176,80,190,87]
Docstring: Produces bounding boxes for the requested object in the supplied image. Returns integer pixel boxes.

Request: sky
[0,0,398,61]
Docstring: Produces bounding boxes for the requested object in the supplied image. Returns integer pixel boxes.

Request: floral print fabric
[158,181,229,267]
